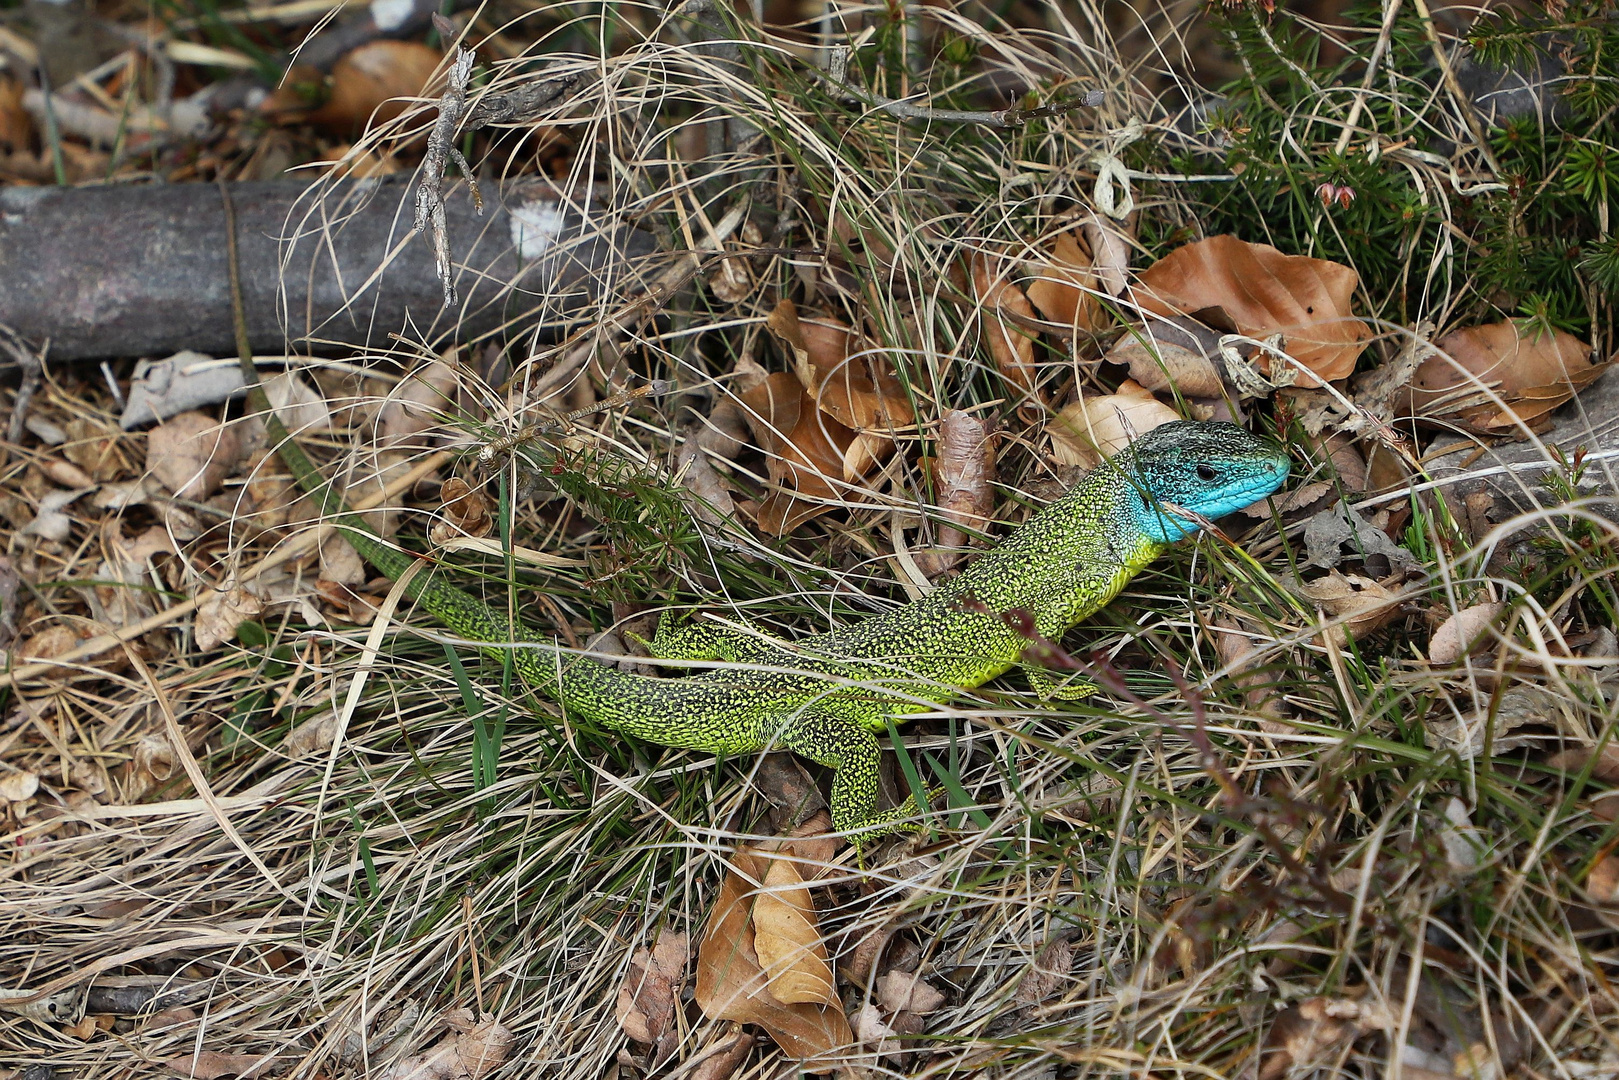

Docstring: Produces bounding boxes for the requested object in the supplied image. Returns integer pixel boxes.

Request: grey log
[0,177,660,362]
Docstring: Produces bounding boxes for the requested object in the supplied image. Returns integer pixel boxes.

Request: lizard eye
[1196,463,1218,482]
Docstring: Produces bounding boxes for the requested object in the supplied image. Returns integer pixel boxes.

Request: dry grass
[2,1,1618,1078]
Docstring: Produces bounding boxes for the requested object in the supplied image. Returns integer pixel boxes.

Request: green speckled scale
[289,421,1289,851]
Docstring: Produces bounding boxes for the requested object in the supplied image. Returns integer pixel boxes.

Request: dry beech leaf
[765,300,911,482]
[1259,997,1395,1080]
[875,971,945,1015]
[737,372,855,535]
[164,1052,277,1079]
[308,40,443,135]
[1285,571,1404,647]
[695,839,853,1062]
[1048,380,1181,469]
[1135,235,1369,388]
[709,256,753,304]
[147,411,244,500]
[615,930,689,1053]
[381,356,461,446]
[194,587,265,652]
[94,524,180,630]
[1109,316,1225,398]
[22,486,93,542]
[1024,231,1104,335]
[853,1003,898,1057]
[1015,935,1074,1007]
[372,1009,514,1080]
[970,252,1041,409]
[917,410,996,577]
[752,856,837,1007]
[431,477,493,545]
[0,768,39,802]
[1404,322,1610,433]
[1429,602,1504,665]
[1587,855,1619,904]
[1082,214,1131,296]
[44,459,95,489]
[1547,744,1619,784]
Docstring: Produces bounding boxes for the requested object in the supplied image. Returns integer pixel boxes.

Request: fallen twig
[416,22,480,308]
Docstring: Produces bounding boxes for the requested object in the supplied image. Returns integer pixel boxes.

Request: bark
[0,177,659,361]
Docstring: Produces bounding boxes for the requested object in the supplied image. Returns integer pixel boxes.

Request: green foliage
[1175,0,1619,345]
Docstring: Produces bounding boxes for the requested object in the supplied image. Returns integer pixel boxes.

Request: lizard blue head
[1116,421,1291,544]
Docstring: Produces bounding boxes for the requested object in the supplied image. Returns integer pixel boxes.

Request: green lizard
[222,191,1289,852]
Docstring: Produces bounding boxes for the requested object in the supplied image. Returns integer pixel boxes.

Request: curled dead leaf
[917,410,996,577]
[970,252,1042,411]
[1428,602,1504,665]
[308,40,443,135]
[195,587,266,652]
[163,1052,277,1079]
[1285,571,1405,648]
[753,856,837,1006]
[381,356,462,446]
[1047,380,1181,469]
[1109,316,1225,398]
[695,842,853,1063]
[372,1009,514,1080]
[1259,996,1395,1080]
[147,411,244,500]
[1404,322,1609,433]
[736,372,855,535]
[1024,231,1104,335]
[615,931,689,1058]
[431,477,493,545]
[765,300,911,482]
[0,768,38,802]
[1135,236,1369,388]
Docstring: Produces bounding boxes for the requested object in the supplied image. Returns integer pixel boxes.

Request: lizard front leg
[1021,605,1099,700]
[779,710,938,853]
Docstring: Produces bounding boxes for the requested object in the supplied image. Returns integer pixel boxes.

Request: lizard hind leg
[779,710,938,855]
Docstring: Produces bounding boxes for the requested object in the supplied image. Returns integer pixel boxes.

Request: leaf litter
[4,3,1619,1079]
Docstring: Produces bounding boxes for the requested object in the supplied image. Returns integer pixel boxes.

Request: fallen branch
[0,177,656,361]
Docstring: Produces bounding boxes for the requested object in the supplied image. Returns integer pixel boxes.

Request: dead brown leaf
[147,411,243,500]
[1109,316,1225,398]
[875,970,946,1015]
[615,930,689,1057]
[691,1030,754,1080]
[372,1009,514,1080]
[164,1051,277,1079]
[194,587,265,652]
[695,841,853,1063]
[709,255,753,304]
[1404,322,1609,433]
[916,410,996,577]
[970,252,1042,411]
[1025,231,1104,335]
[765,300,911,481]
[1047,380,1181,469]
[1135,235,1369,388]
[430,477,492,545]
[753,855,837,1006]
[1587,855,1619,904]
[1082,214,1131,297]
[0,75,32,151]
[1547,744,1619,784]
[1259,996,1394,1080]
[1428,602,1504,665]
[0,768,38,802]
[380,356,462,446]
[1285,571,1405,648]
[736,372,855,535]
[1014,934,1074,1007]
[308,40,443,135]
